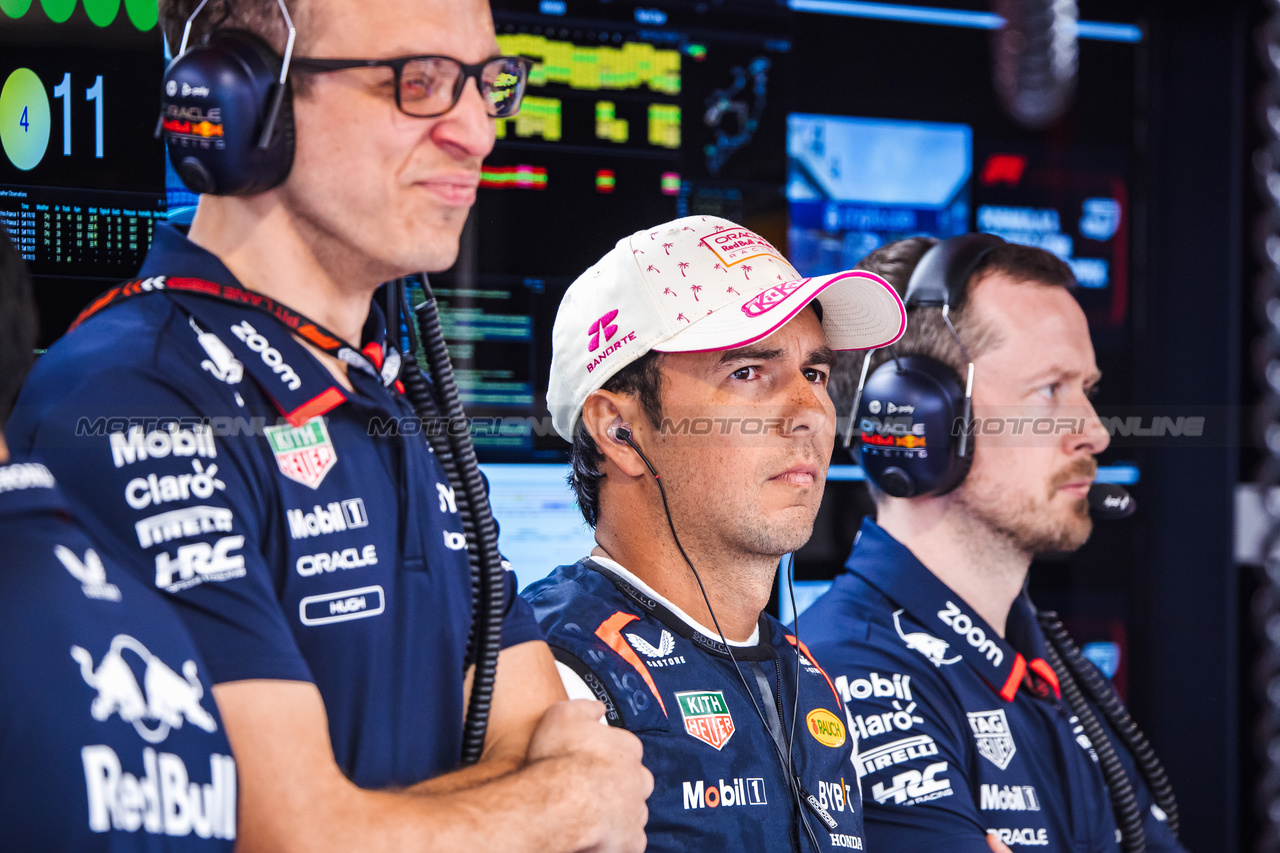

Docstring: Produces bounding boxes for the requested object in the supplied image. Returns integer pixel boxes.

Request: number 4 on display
[53,73,104,158]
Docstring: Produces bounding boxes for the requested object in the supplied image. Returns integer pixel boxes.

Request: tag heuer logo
[676,690,735,750]
[968,709,1017,770]
[264,419,337,490]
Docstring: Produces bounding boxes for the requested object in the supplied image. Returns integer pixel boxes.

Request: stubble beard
[954,458,1096,557]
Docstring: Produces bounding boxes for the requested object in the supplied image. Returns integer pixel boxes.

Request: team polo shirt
[0,459,235,850]
[801,520,1186,853]
[7,223,543,790]
[522,557,867,853]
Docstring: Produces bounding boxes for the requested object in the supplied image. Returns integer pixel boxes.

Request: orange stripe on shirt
[1028,658,1061,699]
[1000,653,1028,702]
[284,387,346,427]
[595,611,667,717]
[786,635,843,706]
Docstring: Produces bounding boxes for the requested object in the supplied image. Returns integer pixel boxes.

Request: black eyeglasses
[290,54,535,119]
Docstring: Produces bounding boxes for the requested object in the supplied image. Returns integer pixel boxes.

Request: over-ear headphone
[159,0,297,196]
[849,233,1006,498]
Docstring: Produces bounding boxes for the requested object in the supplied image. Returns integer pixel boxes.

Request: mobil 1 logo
[287,498,368,540]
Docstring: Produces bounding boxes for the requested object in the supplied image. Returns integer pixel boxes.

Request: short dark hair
[0,223,37,430]
[830,237,1076,503]
[829,236,1077,417]
[568,351,664,527]
[160,0,305,55]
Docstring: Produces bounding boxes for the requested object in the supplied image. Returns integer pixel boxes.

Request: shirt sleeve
[12,357,313,686]
[829,640,995,853]
[499,568,546,649]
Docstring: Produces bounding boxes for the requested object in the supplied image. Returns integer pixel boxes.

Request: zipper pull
[796,779,839,830]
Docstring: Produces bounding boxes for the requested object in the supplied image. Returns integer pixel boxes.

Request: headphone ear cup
[855,356,970,498]
[161,30,295,196]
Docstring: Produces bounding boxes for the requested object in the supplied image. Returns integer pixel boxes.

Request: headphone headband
[903,232,1006,308]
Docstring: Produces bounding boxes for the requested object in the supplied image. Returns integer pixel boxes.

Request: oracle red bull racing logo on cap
[699,226,788,267]
[676,690,735,750]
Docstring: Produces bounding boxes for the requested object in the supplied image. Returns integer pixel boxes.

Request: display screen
[436,0,794,459]
[4,1,1142,597]
[786,113,973,274]
[0,2,166,347]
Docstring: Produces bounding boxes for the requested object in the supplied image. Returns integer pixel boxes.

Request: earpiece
[609,423,633,444]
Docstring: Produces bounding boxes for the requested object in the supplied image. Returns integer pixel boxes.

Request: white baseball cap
[547,215,907,440]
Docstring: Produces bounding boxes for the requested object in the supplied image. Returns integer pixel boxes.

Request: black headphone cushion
[161,30,295,196]
[855,355,972,498]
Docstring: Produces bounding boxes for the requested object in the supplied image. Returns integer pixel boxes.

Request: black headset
[846,233,1007,498]
[159,0,297,196]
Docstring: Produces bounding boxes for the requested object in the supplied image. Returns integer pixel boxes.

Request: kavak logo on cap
[676,689,736,750]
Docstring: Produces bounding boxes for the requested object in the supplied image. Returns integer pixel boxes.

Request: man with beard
[521,216,909,852]
[802,235,1186,853]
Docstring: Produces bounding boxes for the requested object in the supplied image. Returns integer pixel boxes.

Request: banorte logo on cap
[585,308,637,374]
[588,310,619,352]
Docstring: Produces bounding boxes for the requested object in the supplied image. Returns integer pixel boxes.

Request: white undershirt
[555,556,761,706]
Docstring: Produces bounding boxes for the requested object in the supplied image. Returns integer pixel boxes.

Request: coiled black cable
[1038,611,1180,837]
[395,277,506,767]
[1037,611,1145,852]
[396,281,483,657]
[1254,11,1280,851]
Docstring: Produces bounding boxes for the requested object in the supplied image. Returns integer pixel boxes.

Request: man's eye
[402,73,442,101]
[1038,382,1061,400]
[804,368,829,385]
[731,366,759,381]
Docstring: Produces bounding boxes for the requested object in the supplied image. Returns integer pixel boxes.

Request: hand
[527,700,653,853]
[987,832,1013,853]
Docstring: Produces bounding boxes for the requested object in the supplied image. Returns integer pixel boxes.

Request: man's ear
[582,390,650,479]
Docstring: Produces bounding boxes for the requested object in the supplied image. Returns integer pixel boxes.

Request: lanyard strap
[69,274,382,377]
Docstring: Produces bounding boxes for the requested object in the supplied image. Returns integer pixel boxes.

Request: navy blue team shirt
[8,224,543,790]
[0,458,236,850]
[801,520,1186,853]
[524,557,867,853]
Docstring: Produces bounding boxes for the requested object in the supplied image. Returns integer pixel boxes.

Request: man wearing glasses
[7,0,651,850]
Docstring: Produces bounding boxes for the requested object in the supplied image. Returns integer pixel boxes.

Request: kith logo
[588,310,620,352]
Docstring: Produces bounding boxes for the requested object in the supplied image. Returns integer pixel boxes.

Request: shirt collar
[589,556,762,647]
[846,519,1058,702]
[582,557,775,661]
[141,224,400,425]
[0,459,66,517]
